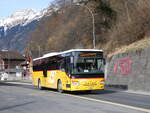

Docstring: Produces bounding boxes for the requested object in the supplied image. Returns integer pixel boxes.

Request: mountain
[0,9,40,28]
[1,0,150,58]
[0,7,57,53]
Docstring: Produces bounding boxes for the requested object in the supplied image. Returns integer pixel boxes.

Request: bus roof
[33,49,103,61]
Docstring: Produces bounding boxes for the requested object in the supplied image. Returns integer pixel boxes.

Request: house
[0,50,25,80]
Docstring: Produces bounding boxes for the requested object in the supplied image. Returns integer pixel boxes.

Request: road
[0,82,150,113]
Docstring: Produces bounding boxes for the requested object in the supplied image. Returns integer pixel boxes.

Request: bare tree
[55,0,66,6]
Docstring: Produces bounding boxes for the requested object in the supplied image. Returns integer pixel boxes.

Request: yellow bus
[32,49,105,92]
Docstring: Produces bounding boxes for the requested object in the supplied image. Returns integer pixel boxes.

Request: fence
[0,68,31,81]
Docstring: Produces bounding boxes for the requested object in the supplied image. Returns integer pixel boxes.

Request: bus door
[59,57,71,90]
[43,68,47,86]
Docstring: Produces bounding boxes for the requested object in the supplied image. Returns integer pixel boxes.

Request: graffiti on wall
[114,56,132,76]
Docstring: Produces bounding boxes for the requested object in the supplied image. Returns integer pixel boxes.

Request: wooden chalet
[0,50,25,72]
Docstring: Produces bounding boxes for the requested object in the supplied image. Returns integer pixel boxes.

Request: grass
[108,38,150,58]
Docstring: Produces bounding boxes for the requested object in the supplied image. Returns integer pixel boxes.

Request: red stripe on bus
[47,70,61,71]
[33,70,61,72]
[33,71,43,72]
[71,78,104,79]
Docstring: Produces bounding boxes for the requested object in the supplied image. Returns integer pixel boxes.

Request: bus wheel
[57,80,64,93]
[38,79,44,90]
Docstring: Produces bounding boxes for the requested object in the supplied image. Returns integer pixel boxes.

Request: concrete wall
[106,48,150,92]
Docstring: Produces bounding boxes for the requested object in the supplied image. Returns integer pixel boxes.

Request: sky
[0,0,54,18]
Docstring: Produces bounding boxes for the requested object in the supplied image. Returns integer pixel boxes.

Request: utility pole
[7,51,10,77]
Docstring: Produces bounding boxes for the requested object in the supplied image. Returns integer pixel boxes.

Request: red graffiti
[114,56,132,76]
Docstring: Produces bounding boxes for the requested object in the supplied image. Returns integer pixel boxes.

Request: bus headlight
[72,82,80,86]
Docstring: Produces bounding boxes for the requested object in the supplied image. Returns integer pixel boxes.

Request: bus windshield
[73,57,104,74]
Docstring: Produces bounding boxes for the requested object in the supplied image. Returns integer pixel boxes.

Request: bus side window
[60,58,70,74]
[60,61,65,72]
[65,58,71,74]
[103,58,106,65]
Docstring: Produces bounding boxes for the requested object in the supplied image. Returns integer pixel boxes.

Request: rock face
[106,48,150,92]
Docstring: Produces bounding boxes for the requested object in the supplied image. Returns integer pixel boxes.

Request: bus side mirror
[103,59,106,65]
[61,68,65,72]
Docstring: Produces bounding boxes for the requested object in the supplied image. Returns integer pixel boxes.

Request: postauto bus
[32,49,105,92]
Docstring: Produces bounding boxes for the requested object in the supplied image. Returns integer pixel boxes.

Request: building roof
[0,50,25,60]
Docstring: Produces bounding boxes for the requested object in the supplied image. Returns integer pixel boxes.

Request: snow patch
[0,9,41,28]
[0,6,60,35]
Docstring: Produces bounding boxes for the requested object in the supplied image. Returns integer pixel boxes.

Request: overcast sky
[0,0,54,18]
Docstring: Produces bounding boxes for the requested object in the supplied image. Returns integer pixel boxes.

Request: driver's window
[60,61,65,72]
[77,63,84,72]
[97,59,104,72]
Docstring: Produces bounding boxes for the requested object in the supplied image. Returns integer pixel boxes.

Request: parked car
[0,72,8,80]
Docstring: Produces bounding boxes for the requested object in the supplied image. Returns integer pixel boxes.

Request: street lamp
[75,3,96,49]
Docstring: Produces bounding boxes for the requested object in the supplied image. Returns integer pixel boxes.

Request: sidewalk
[0,76,32,83]
[105,86,150,96]
[19,76,32,83]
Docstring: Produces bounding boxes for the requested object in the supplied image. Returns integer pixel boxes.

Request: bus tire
[38,79,44,90]
[57,80,64,93]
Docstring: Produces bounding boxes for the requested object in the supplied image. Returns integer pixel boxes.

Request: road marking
[63,93,150,113]
[3,82,150,112]
[107,89,150,96]
[41,89,150,112]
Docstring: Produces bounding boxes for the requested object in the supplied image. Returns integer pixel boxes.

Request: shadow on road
[0,101,35,111]
[64,90,119,95]
[0,81,35,89]
[37,86,120,95]
[0,81,123,95]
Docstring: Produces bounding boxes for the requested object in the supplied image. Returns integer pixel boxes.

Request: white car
[0,72,8,80]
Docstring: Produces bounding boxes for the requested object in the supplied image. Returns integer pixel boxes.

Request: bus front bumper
[70,78,105,91]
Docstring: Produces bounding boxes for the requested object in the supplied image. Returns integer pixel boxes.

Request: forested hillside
[28,0,150,58]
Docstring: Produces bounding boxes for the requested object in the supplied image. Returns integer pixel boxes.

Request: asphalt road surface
[0,82,150,113]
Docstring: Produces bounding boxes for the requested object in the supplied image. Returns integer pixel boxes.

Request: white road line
[3,82,150,112]
[63,93,150,113]
[41,90,150,113]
